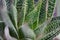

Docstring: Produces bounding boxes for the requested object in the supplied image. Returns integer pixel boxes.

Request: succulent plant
[0,0,60,40]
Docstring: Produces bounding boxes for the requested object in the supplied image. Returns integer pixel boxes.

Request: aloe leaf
[26,0,43,29]
[6,0,18,29]
[16,0,23,13]
[28,0,47,30]
[39,16,60,40]
[21,0,29,24]
[0,0,18,38]
[16,0,24,26]
[32,0,48,31]
[40,28,60,40]
[34,21,48,36]
[18,23,36,39]
[39,0,47,24]
[43,17,60,34]
[34,0,47,31]
[34,0,56,36]
[1,8,18,39]
[47,0,56,19]
[34,16,60,39]
[26,0,34,14]
[17,0,35,27]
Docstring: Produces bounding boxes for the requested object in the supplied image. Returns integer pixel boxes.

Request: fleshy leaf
[47,0,56,19]
[0,0,18,39]
[6,0,18,29]
[39,0,47,24]
[34,21,48,36]
[18,23,36,39]
[17,0,24,26]
[44,16,60,34]
[17,0,35,27]
[34,16,60,40]
[40,28,60,40]
[26,0,43,29]
[39,16,60,40]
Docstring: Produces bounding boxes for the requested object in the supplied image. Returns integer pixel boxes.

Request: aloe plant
[0,0,60,40]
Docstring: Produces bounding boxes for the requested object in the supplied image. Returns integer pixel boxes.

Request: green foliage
[0,0,59,40]
[39,0,47,24]
[47,0,56,19]
[40,28,60,40]
[34,16,60,40]
[18,23,36,40]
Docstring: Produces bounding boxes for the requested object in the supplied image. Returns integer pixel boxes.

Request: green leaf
[39,16,60,40]
[34,16,60,39]
[17,0,24,26]
[34,0,56,36]
[16,0,24,14]
[26,0,35,14]
[18,23,36,39]
[43,17,60,34]
[34,0,48,31]
[39,0,47,24]
[47,0,56,19]
[34,21,48,36]
[6,0,18,29]
[17,0,35,27]
[21,0,28,24]
[40,28,60,40]
[26,0,43,29]
[0,0,18,39]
